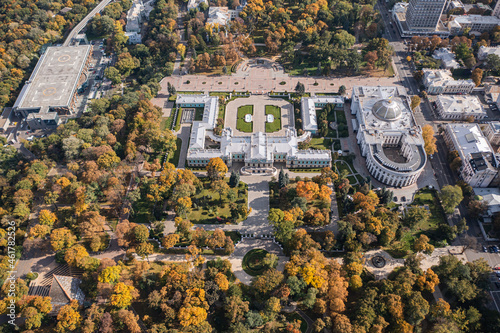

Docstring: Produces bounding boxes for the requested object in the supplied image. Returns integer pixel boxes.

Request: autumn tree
[162,233,180,248]
[206,157,228,181]
[471,68,483,87]
[414,234,434,254]
[110,283,138,308]
[410,95,421,111]
[416,268,439,292]
[56,300,81,333]
[39,209,57,226]
[117,310,141,333]
[65,245,89,267]
[422,124,437,155]
[98,265,122,284]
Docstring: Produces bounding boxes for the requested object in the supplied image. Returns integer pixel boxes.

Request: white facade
[178,94,331,169]
[483,121,500,146]
[126,0,144,33]
[207,7,230,25]
[300,96,344,133]
[351,86,427,188]
[435,95,486,120]
[444,123,499,187]
[188,0,208,10]
[449,15,500,34]
[423,69,475,94]
[432,48,460,69]
[478,46,500,61]
[125,32,142,44]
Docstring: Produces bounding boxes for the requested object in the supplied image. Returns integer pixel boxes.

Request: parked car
[483,245,488,252]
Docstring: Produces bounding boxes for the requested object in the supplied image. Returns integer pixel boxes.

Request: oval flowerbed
[242,249,269,276]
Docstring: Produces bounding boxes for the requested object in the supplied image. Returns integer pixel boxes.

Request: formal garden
[242,249,277,276]
[188,178,249,224]
[265,105,281,133]
[236,105,254,132]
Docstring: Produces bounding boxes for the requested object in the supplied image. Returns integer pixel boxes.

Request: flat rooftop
[14,45,92,110]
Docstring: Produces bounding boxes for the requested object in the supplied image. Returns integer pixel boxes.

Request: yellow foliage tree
[178,305,208,327]
[29,224,51,239]
[416,268,440,292]
[414,234,434,254]
[39,209,57,226]
[215,273,229,291]
[64,245,89,267]
[56,300,81,333]
[162,233,180,248]
[422,124,438,155]
[98,265,122,284]
[110,283,138,308]
[206,157,228,181]
[56,177,71,188]
[317,185,332,202]
[50,228,76,251]
[177,43,186,58]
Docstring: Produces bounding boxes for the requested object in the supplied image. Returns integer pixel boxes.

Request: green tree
[333,30,356,49]
[295,82,305,96]
[440,185,463,214]
[338,85,346,96]
[133,225,149,244]
[104,67,122,85]
[403,206,430,228]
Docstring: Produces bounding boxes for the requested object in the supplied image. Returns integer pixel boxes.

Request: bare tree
[460,234,478,254]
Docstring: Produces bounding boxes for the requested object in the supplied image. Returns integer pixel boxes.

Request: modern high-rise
[406,0,447,30]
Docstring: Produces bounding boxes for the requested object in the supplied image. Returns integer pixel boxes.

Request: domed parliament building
[351,86,427,187]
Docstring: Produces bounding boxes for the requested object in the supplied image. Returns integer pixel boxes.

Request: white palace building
[177,94,332,172]
[351,86,427,187]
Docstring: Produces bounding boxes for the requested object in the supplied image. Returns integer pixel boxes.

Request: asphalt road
[62,0,114,46]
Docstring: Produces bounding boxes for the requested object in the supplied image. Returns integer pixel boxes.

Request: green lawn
[237,105,254,118]
[265,105,281,133]
[194,108,204,121]
[166,137,182,167]
[309,138,331,150]
[236,105,254,132]
[174,108,183,131]
[188,179,248,224]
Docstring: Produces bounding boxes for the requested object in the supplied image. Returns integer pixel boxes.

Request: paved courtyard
[225,95,293,136]
[159,58,401,97]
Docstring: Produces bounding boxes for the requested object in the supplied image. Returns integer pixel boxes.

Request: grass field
[265,105,281,133]
[236,105,254,132]
[309,138,331,150]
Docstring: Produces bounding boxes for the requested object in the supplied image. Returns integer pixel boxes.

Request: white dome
[372,99,403,122]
